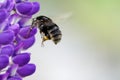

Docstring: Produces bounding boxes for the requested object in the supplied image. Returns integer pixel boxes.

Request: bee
[31,15,62,45]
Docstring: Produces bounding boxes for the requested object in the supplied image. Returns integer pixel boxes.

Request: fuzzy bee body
[32,16,62,45]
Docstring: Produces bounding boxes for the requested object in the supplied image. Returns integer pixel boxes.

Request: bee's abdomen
[48,24,62,44]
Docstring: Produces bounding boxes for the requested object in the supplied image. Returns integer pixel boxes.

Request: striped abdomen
[47,24,62,44]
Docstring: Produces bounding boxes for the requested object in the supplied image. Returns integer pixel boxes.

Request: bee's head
[36,16,52,24]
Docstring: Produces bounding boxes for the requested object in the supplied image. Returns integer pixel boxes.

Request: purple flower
[0,44,14,56]
[0,55,9,70]
[16,35,36,50]
[4,0,15,11]
[0,30,14,45]
[12,53,30,66]
[15,1,40,16]
[17,63,36,77]
[22,36,36,50]
[0,9,8,24]
[27,2,40,16]
[0,0,40,80]
[18,26,37,39]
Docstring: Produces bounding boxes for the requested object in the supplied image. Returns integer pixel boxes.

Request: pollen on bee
[43,36,49,41]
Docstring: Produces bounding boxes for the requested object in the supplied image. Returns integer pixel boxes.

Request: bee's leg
[40,32,49,46]
[41,39,45,47]
[40,32,45,47]
[41,36,49,47]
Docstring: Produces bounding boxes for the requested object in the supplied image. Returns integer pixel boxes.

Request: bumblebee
[31,16,62,45]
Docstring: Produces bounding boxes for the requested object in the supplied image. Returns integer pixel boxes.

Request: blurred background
[26,0,120,80]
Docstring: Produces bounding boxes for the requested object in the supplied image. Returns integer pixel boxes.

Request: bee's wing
[51,12,73,23]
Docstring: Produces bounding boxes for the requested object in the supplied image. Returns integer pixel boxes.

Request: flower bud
[5,0,15,11]
[0,55,9,70]
[12,53,30,66]
[18,26,37,39]
[17,64,36,77]
[15,1,40,16]
[0,44,14,56]
[0,9,8,24]
[27,2,40,15]
[0,30,14,45]
[22,36,35,50]
[15,2,32,16]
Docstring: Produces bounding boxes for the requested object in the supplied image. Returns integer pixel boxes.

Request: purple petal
[8,76,22,80]
[0,55,9,70]
[0,73,9,80]
[12,53,30,66]
[18,26,37,39]
[15,36,35,50]
[22,36,35,50]
[0,30,14,45]
[4,0,15,11]
[0,44,14,56]
[17,64,36,77]
[15,2,33,15]
[27,2,40,15]
[29,27,37,37]
[0,9,8,24]
[18,27,30,38]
